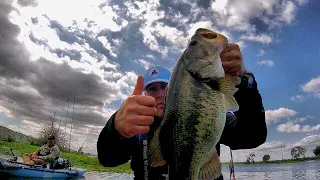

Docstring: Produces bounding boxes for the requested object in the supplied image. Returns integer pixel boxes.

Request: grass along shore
[0,141,133,174]
[1,141,319,173]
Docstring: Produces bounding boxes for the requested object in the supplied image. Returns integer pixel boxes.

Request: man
[97,43,267,180]
[23,135,60,167]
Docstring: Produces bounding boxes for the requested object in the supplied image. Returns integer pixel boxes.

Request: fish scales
[150,28,239,180]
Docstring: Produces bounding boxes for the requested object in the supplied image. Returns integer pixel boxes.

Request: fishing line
[77,115,103,152]
[68,94,76,165]
[64,98,71,150]
[230,148,236,180]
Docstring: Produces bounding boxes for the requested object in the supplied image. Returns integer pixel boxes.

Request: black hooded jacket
[97,74,267,180]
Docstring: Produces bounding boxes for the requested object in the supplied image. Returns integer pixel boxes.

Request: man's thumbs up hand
[132,76,144,96]
[114,76,157,138]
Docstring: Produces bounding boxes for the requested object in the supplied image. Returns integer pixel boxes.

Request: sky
[0,0,319,163]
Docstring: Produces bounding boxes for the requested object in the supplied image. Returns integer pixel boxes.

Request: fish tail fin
[217,76,240,112]
[149,128,166,167]
[198,148,222,180]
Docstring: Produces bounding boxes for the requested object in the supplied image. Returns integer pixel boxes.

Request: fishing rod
[51,111,56,134]
[64,98,71,150]
[68,94,76,163]
[77,115,103,153]
[58,118,62,131]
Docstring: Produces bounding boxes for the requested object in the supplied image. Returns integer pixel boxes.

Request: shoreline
[222,156,320,165]
[1,141,319,173]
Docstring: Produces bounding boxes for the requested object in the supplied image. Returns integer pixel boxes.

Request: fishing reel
[8,148,18,162]
[54,158,71,169]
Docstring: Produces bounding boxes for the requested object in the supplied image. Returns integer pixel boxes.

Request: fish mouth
[187,62,222,83]
[188,71,212,82]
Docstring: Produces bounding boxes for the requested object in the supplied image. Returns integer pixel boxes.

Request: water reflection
[1,159,319,180]
[218,160,320,180]
[263,171,271,179]
[316,168,320,180]
[81,171,133,180]
[292,169,307,180]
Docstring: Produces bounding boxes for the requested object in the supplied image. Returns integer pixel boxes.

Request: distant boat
[0,158,87,179]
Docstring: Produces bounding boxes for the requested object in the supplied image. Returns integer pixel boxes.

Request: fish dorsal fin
[198,148,222,180]
[217,76,240,112]
[149,128,167,167]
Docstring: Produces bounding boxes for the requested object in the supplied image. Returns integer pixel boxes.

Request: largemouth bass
[149,28,240,180]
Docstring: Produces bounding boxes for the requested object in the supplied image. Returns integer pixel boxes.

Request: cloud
[293,134,320,147]
[290,95,305,102]
[277,122,301,132]
[277,121,320,133]
[257,60,275,67]
[300,76,320,99]
[255,141,286,150]
[221,134,318,162]
[265,108,297,124]
[257,49,265,57]
[277,1,297,24]
[135,59,152,70]
[240,34,273,44]
[17,0,38,7]
[295,0,309,6]
[235,41,246,50]
[30,0,127,33]
[0,0,138,136]
[123,0,174,57]
[301,125,320,132]
[211,0,301,33]
[293,115,313,123]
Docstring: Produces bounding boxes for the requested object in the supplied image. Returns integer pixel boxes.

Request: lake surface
[79,160,320,180]
[1,157,319,180]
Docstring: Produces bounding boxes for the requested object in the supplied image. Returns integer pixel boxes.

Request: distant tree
[246,152,255,163]
[263,154,270,162]
[245,159,250,164]
[314,146,320,156]
[30,139,41,146]
[291,146,307,159]
[77,147,83,154]
[37,113,68,151]
[7,136,15,142]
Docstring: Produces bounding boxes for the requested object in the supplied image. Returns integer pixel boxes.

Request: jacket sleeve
[97,111,135,167]
[219,74,267,150]
[38,146,60,162]
[35,148,41,156]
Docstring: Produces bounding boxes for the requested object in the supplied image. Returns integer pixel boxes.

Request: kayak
[0,158,87,178]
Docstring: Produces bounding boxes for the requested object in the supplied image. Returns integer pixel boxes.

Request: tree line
[245,145,320,163]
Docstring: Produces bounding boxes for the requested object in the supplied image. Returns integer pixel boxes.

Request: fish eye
[190,40,197,45]
[202,33,217,39]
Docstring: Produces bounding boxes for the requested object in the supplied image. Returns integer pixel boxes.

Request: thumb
[132,75,144,95]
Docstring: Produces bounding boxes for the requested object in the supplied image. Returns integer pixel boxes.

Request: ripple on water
[83,171,134,180]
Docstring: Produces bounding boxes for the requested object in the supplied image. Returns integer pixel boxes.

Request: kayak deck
[0,158,86,178]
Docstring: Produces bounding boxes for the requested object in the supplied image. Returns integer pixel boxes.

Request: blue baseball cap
[143,65,171,90]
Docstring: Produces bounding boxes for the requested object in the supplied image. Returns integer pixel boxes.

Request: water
[79,160,320,180]
[221,160,320,180]
[1,156,319,180]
